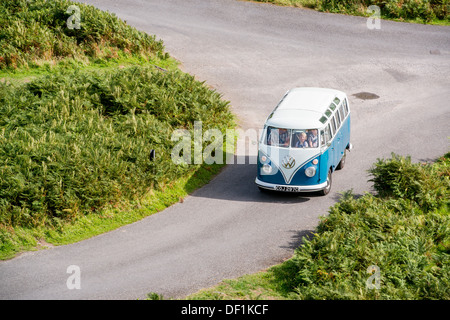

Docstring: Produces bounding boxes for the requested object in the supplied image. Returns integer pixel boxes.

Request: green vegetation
[0,0,166,70]
[188,153,450,299]
[0,0,235,259]
[255,0,450,25]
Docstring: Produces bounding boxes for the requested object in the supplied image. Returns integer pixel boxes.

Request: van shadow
[185,155,320,204]
[280,229,315,251]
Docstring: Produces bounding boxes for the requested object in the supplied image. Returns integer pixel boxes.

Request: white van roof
[265,87,347,129]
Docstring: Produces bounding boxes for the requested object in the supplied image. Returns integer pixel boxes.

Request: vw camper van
[255,87,352,195]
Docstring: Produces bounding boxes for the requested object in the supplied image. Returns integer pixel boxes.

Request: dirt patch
[37,239,54,249]
[352,92,380,100]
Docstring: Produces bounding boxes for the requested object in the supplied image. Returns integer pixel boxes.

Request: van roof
[265,87,347,129]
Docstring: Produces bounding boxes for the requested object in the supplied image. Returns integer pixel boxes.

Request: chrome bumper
[255,177,328,192]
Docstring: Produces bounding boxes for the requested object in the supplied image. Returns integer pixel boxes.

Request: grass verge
[0,162,227,260]
[253,0,450,26]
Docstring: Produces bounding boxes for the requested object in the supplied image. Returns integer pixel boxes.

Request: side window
[327,123,334,138]
[335,110,341,128]
[320,130,326,146]
[331,117,337,135]
[339,105,345,121]
[343,99,349,115]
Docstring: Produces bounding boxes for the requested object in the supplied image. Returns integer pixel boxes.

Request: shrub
[254,0,449,23]
[0,0,165,69]
[384,0,437,22]
[289,153,449,299]
[368,153,449,211]
[0,67,234,228]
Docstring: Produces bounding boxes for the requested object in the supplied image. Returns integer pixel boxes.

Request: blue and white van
[255,87,352,195]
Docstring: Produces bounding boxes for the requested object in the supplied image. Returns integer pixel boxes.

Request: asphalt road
[1,0,449,300]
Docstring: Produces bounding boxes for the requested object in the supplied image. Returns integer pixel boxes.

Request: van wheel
[319,169,332,196]
[336,150,346,170]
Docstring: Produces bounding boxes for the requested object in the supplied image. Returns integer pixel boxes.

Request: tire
[336,150,346,170]
[319,169,332,196]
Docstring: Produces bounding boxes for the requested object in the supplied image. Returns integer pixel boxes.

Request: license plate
[275,186,299,192]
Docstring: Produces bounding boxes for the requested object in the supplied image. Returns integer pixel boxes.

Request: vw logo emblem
[282,155,295,169]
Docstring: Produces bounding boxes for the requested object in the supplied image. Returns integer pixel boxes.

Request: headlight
[262,164,272,174]
[305,166,316,177]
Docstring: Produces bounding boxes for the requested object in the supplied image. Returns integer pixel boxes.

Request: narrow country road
[1,0,449,299]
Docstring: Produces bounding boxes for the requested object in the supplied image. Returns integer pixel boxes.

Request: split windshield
[265,127,318,148]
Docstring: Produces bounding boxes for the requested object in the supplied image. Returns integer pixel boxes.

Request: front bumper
[255,177,328,192]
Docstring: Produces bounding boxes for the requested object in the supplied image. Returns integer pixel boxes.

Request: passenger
[279,129,290,147]
[294,132,308,148]
[307,129,318,148]
[267,128,289,147]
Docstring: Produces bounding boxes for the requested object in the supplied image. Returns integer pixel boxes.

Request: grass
[186,152,450,300]
[0,0,166,70]
[0,53,177,85]
[186,263,300,300]
[253,0,450,26]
